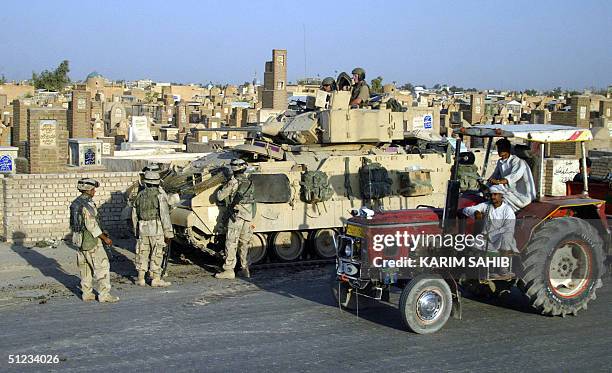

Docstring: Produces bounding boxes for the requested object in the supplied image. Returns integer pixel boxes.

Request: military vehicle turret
[161,83,490,264]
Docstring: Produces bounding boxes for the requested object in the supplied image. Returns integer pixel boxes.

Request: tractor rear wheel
[518,217,605,316]
[399,274,452,334]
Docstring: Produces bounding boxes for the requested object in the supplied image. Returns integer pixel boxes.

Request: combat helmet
[321,77,335,86]
[351,67,366,81]
[321,77,337,92]
[142,163,161,172]
[77,178,99,192]
[143,171,161,185]
[230,159,247,173]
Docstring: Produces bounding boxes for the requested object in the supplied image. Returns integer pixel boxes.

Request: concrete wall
[1,172,139,243]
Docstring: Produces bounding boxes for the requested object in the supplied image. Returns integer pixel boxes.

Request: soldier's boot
[98,293,120,303]
[151,275,172,287]
[81,292,96,302]
[239,267,250,278]
[136,271,146,287]
[215,270,235,279]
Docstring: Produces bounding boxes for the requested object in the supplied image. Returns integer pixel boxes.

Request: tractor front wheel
[399,274,452,334]
[518,217,605,316]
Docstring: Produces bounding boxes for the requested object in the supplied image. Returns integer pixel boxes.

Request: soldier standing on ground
[132,171,174,287]
[215,159,255,279]
[121,164,165,238]
[70,178,119,303]
[349,67,370,107]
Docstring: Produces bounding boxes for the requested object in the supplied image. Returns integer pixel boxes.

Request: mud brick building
[12,99,34,153]
[175,101,188,132]
[68,89,93,138]
[549,96,590,157]
[463,93,485,124]
[262,49,287,110]
[27,108,69,173]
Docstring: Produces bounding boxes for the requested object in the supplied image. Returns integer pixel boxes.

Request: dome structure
[86,71,103,80]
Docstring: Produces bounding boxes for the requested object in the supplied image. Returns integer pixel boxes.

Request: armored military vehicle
[162,85,490,264]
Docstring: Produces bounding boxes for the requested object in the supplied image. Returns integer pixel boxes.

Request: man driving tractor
[487,138,536,212]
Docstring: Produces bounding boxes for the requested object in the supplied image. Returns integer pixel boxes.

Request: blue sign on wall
[423,115,433,129]
[84,148,96,165]
[0,155,13,172]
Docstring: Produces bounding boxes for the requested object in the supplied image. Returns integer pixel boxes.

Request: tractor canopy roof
[463,124,593,143]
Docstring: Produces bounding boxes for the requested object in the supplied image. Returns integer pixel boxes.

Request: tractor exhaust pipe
[442,138,462,234]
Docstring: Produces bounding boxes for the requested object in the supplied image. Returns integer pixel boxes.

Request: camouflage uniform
[70,178,118,302]
[120,164,166,237]
[132,171,174,287]
[350,80,370,107]
[350,67,370,107]
[216,160,254,279]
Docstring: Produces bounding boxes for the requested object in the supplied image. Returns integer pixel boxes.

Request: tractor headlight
[344,243,353,257]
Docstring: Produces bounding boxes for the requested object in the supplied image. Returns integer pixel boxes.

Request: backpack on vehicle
[399,169,433,196]
[457,164,480,192]
[386,98,406,112]
[300,170,333,204]
[359,160,393,200]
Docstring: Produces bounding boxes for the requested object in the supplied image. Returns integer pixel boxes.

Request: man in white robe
[463,185,517,278]
[487,138,536,212]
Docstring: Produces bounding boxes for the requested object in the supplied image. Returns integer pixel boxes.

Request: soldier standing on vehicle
[320,77,336,93]
[462,185,516,278]
[70,178,119,303]
[487,138,536,212]
[215,159,255,279]
[132,171,174,287]
[349,67,370,108]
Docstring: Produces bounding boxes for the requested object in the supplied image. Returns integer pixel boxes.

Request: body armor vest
[70,194,96,233]
[135,187,160,221]
[232,175,254,205]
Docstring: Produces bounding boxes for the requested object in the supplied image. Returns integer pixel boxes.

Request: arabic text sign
[39,120,57,147]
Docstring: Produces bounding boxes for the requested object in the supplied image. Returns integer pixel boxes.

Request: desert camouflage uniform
[71,194,112,299]
[350,80,370,107]
[218,173,254,272]
[132,187,174,281]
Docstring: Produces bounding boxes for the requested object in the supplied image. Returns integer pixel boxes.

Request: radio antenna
[303,24,307,80]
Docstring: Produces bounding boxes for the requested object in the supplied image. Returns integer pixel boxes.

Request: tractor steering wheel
[477,179,492,200]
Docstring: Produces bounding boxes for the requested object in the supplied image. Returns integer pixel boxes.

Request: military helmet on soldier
[142,163,161,172]
[321,77,335,86]
[230,159,247,173]
[351,67,366,81]
[77,178,99,192]
[143,171,161,185]
[320,77,336,92]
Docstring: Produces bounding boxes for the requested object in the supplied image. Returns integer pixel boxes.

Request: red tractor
[332,124,609,334]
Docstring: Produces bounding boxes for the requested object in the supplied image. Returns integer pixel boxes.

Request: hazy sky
[1,0,610,90]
